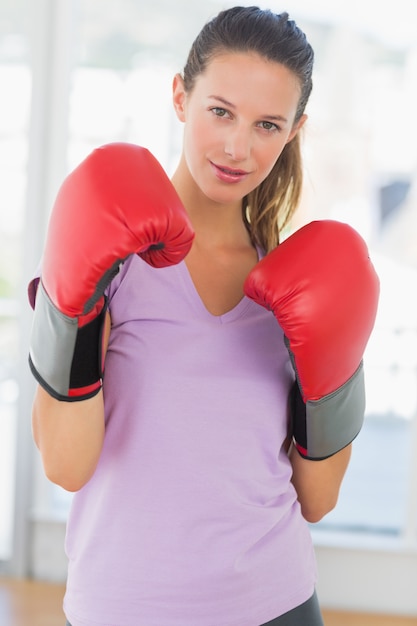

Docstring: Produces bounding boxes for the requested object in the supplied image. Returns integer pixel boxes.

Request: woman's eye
[259,121,279,132]
[211,107,229,118]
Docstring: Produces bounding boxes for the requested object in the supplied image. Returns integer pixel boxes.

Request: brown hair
[183,6,314,252]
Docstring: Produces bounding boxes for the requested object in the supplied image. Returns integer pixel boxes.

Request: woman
[29,7,377,625]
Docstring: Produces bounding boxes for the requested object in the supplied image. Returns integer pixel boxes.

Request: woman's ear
[172,73,186,122]
[286,113,308,144]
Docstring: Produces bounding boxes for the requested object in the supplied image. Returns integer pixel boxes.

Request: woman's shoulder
[105,252,181,310]
[105,254,147,299]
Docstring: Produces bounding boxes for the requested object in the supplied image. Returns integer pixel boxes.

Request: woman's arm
[32,386,105,492]
[289,442,352,523]
[31,311,111,492]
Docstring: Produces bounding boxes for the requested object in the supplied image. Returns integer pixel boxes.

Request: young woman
[28,6,379,626]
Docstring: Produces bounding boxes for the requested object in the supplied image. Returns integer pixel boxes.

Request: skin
[32,51,351,521]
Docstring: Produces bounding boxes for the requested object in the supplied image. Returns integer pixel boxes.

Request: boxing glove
[244,220,379,460]
[29,142,194,401]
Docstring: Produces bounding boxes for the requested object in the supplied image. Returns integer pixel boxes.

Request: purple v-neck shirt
[47,254,316,625]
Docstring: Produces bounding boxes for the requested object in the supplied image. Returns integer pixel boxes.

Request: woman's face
[173,51,306,207]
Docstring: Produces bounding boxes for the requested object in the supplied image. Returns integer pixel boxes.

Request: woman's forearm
[289,442,352,523]
[32,384,105,492]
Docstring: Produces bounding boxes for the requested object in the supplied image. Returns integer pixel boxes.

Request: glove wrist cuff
[292,362,366,460]
[29,282,105,402]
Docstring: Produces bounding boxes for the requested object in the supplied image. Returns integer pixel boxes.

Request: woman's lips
[210,161,249,183]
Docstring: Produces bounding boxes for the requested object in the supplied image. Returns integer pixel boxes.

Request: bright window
[0,0,29,561]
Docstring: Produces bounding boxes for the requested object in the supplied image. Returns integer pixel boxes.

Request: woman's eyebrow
[208,95,235,108]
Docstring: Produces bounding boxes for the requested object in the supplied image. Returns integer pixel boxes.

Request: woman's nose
[224,125,251,162]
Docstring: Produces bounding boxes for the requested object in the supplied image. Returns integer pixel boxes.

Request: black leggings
[261,591,324,625]
[65,592,324,626]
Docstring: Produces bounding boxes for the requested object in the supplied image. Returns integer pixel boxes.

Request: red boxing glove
[29,143,194,401]
[244,220,380,459]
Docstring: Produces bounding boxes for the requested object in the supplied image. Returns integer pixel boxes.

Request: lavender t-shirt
[62,255,317,626]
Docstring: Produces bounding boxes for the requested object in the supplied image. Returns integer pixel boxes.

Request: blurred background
[0,0,416,618]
